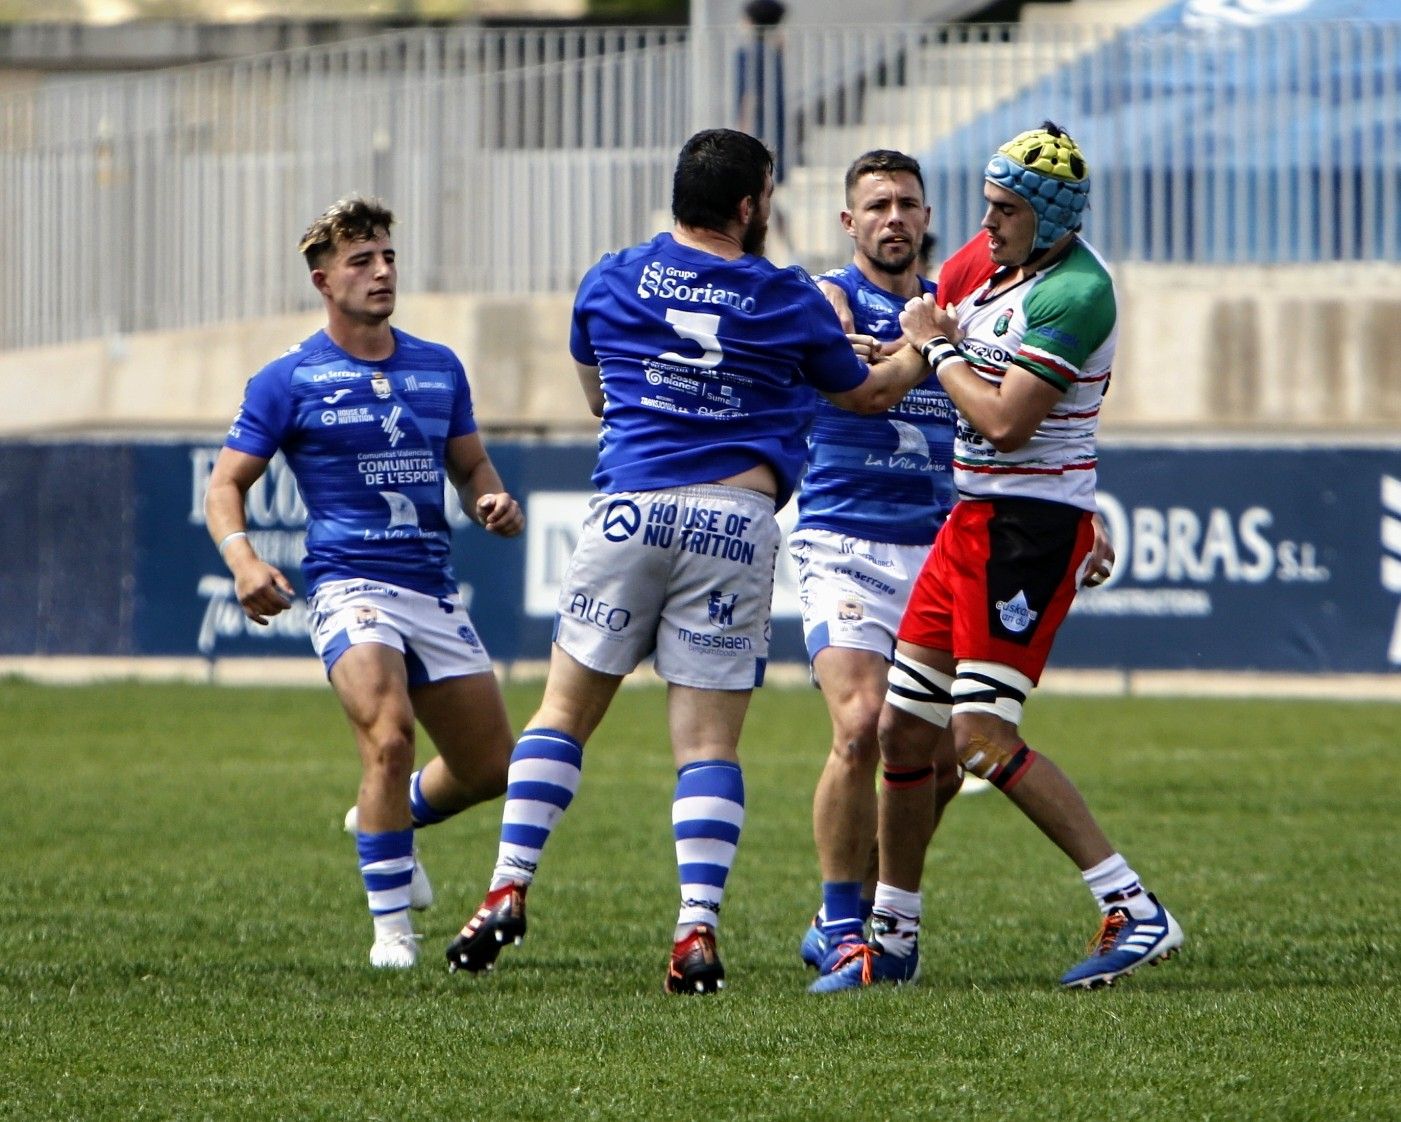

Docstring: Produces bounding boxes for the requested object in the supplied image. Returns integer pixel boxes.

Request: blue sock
[672,759,745,933]
[408,769,455,828]
[820,881,864,943]
[491,728,584,888]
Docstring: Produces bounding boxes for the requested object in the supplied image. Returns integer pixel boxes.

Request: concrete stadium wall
[5,264,1401,436]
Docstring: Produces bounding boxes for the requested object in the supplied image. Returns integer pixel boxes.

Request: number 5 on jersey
[660,309,723,370]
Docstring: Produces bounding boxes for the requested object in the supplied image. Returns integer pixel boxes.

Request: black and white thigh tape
[885,653,954,728]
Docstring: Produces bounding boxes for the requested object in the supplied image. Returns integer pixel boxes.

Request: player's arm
[445,432,524,538]
[205,447,295,625]
[575,362,605,417]
[899,294,1061,452]
[818,278,899,358]
[821,339,930,414]
[1084,511,1115,587]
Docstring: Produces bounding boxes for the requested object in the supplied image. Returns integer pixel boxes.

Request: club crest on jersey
[996,590,1038,633]
[994,309,1013,337]
[708,591,738,628]
[371,372,392,399]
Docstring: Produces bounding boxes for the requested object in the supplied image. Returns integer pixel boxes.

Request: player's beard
[741,209,768,256]
[868,240,918,275]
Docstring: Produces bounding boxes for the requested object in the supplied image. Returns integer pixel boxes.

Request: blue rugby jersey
[224,327,476,597]
[794,264,956,545]
[569,233,868,510]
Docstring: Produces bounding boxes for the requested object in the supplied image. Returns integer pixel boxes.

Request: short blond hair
[297,195,395,270]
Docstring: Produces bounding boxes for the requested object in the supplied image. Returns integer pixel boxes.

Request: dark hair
[297,194,394,270]
[672,129,773,233]
[843,149,926,204]
[743,0,786,27]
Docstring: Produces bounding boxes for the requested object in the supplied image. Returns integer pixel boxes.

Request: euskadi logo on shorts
[708,590,738,628]
[602,499,642,542]
[996,590,1037,633]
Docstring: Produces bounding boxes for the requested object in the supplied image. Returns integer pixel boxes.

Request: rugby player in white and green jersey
[811,122,1184,994]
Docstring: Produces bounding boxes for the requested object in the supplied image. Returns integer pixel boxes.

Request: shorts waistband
[608,485,776,512]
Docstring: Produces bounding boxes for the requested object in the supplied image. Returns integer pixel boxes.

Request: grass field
[4,678,1398,1120]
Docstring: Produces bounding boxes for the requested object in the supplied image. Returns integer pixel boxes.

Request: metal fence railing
[2,19,1398,351]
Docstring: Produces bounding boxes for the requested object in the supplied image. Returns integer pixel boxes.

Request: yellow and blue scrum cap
[984,121,1090,249]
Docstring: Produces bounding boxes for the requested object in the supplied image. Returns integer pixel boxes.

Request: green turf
[3,679,1397,1120]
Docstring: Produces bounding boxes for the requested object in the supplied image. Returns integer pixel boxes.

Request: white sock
[1082,853,1156,918]
[372,908,414,942]
[871,882,922,958]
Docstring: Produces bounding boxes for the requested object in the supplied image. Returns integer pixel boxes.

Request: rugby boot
[446,882,528,974]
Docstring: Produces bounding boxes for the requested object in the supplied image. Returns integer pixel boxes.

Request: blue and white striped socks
[490,728,584,889]
[672,759,746,935]
[357,828,415,939]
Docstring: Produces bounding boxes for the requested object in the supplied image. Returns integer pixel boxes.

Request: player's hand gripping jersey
[225,328,477,597]
[796,264,956,545]
[569,233,867,509]
[948,239,1116,511]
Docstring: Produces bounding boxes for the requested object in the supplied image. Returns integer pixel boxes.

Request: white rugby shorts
[307,578,492,685]
[788,527,931,663]
[553,485,780,690]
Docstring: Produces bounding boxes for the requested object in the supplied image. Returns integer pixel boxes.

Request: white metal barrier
[2,19,1398,351]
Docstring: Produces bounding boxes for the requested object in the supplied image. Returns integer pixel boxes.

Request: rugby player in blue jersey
[788,150,971,986]
[205,196,524,970]
[446,129,934,994]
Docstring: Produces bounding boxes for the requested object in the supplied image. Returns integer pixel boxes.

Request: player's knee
[363,726,416,784]
[876,708,934,772]
[828,697,883,767]
[950,714,1038,791]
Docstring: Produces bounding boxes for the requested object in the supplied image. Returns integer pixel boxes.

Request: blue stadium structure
[921,0,1401,262]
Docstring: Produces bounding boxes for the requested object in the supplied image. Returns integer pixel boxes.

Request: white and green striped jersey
[951,239,1117,511]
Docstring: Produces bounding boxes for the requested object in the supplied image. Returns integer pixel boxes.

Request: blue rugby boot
[1059,893,1184,989]
[808,931,920,994]
[799,914,828,971]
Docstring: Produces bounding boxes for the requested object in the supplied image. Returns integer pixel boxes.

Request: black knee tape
[883,765,935,789]
[990,744,1036,791]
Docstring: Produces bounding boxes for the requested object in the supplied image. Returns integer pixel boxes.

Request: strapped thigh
[951,659,1033,726]
[885,652,954,729]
